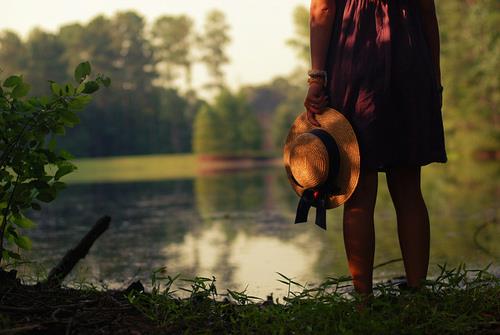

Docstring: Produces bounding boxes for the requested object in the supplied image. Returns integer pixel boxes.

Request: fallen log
[44,215,111,288]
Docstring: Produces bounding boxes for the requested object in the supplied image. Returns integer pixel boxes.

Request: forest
[0,1,498,160]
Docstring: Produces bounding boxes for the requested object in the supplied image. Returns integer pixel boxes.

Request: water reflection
[24,161,499,297]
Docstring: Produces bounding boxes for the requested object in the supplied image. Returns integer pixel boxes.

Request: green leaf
[39,96,50,106]
[50,82,63,96]
[48,137,57,151]
[59,149,74,160]
[3,75,21,88]
[36,188,56,202]
[32,180,49,190]
[82,81,99,94]
[51,181,66,192]
[59,109,80,125]
[74,61,91,83]
[12,83,31,98]
[6,225,18,239]
[7,250,21,260]
[40,175,53,182]
[14,235,32,250]
[2,250,9,261]
[54,162,76,180]
[64,83,75,95]
[11,214,36,229]
[54,125,66,135]
[76,82,85,94]
[97,76,111,87]
[68,95,92,111]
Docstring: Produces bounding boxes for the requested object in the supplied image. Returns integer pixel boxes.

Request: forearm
[418,1,441,87]
[310,0,336,71]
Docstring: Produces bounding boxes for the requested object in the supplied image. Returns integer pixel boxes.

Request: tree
[286,5,310,66]
[157,88,193,153]
[437,0,499,157]
[0,31,28,77]
[151,15,194,88]
[242,76,303,151]
[193,104,221,154]
[192,89,262,154]
[199,9,231,91]
[273,92,304,149]
[111,11,156,93]
[58,23,87,77]
[239,100,262,151]
[25,29,68,96]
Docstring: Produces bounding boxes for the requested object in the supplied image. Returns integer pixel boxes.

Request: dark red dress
[326,0,447,171]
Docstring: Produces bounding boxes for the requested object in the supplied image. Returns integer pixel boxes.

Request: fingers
[304,84,329,127]
[307,110,321,127]
[304,95,328,127]
[304,98,328,112]
[308,94,328,107]
[305,95,328,110]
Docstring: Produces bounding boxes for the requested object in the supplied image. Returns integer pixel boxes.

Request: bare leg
[343,170,378,294]
[386,167,430,288]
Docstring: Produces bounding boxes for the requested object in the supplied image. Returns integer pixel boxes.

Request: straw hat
[283,108,360,229]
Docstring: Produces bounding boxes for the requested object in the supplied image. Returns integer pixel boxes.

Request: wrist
[308,69,327,81]
[308,77,326,88]
[308,70,327,88]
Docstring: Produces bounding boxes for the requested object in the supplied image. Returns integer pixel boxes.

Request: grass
[124,263,500,335]
[1,263,498,334]
[65,153,198,184]
[64,152,280,184]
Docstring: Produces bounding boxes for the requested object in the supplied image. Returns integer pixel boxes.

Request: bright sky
[0,0,310,90]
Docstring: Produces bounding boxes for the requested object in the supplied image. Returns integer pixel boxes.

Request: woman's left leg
[386,166,430,288]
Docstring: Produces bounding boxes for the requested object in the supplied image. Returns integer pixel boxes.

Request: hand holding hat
[283,108,360,229]
[304,79,329,127]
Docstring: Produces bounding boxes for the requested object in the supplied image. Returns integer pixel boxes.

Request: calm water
[23,159,499,297]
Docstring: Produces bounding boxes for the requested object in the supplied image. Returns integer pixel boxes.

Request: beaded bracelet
[307,77,326,88]
[308,70,327,82]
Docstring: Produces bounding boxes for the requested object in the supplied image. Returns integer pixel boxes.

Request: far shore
[64,152,281,184]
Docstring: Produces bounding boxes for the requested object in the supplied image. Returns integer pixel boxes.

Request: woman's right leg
[343,169,378,294]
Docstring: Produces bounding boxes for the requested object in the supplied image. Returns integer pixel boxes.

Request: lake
[22,155,499,298]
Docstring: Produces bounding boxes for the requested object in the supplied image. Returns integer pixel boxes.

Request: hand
[304,81,328,127]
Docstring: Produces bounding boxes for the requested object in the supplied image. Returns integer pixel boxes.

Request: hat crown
[283,108,361,209]
[289,132,329,189]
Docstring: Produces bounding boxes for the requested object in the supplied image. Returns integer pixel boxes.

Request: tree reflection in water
[23,160,498,297]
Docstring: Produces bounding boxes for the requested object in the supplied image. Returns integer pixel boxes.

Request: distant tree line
[0,10,261,157]
[436,0,499,158]
[0,2,497,158]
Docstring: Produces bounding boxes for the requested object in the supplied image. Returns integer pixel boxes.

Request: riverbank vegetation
[0,263,498,334]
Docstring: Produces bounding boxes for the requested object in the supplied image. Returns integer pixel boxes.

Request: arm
[416,0,442,88]
[310,0,336,71]
[305,0,336,126]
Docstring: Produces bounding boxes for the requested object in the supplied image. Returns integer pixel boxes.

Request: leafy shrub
[0,62,109,265]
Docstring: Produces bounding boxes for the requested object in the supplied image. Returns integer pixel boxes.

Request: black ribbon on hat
[294,128,341,230]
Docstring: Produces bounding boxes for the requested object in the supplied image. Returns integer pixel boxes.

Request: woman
[304,0,447,294]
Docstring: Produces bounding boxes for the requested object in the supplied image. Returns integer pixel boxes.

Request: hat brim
[283,108,360,209]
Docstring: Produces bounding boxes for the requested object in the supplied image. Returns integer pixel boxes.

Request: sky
[0,0,310,90]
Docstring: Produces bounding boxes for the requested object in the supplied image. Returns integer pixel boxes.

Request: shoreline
[1,265,498,334]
